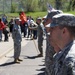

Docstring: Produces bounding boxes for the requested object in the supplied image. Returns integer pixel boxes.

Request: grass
[0,11,47,21]
[7,11,47,21]
[64,11,75,15]
[0,11,75,21]
[26,11,47,19]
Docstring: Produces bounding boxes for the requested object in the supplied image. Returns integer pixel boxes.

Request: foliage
[0,0,75,13]
[11,4,17,13]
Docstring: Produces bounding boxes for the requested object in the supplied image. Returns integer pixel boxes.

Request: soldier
[36,17,44,57]
[49,13,75,75]
[29,17,44,57]
[43,10,63,75]
[12,18,22,64]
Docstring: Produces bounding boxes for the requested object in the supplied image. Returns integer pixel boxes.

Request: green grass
[0,11,75,21]
[26,11,47,19]
[0,11,47,21]
[64,11,75,15]
[7,11,47,21]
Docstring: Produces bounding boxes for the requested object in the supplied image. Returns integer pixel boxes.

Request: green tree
[31,0,39,12]
[55,0,62,9]
[11,3,17,13]
[72,0,75,10]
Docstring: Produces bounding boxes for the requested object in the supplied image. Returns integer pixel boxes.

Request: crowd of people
[0,13,44,42]
[0,9,75,75]
[0,14,9,42]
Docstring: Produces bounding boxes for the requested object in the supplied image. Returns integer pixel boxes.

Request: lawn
[0,11,75,21]
[6,11,47,21]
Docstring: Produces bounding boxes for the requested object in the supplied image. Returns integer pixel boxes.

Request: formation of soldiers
[0,6,75,75]
[23,9,75,75]
[44,9,75,75]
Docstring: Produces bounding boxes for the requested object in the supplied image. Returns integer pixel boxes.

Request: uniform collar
[54,40,74,60]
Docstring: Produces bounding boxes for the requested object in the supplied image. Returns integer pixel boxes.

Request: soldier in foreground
[49,13,75,75]
[43,10,63,75]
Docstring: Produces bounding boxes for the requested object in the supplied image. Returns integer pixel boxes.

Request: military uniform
[49,13,75,75]
[37,23,43,56]
[45,34,55,75]
[12,23,22,60]
[44,10,63,75]
[53,41,75,75]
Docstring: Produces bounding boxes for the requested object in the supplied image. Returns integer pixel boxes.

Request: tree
[72,0,75,10]
[55,0,62,10]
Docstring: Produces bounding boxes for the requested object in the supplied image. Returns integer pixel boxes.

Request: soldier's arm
[29,26,38,30]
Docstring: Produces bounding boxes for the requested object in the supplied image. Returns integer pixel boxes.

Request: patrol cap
[37,17,42,20]
[15,17,21,21]
[30,20,37,26]
[50,13,75,27]
[46,10,63,19]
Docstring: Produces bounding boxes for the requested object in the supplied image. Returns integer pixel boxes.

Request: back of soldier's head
[43,10,63,26]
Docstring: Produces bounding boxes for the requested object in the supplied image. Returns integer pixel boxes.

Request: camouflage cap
[50,13,75,27]
[15,17,21,21]
[46,10,63,19]
[37,17,42,20]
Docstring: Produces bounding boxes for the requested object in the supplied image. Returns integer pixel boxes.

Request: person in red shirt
[19,11,28,37]
[0,18,5,41]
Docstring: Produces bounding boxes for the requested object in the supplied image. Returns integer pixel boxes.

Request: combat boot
[14,59,20,64]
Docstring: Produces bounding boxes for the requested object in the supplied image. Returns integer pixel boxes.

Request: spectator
[0,18,5,41]
[9,18,14,33]
[2,14,8,25]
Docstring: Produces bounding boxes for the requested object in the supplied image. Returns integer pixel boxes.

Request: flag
[47,3,55,12]
[19,11,27,24]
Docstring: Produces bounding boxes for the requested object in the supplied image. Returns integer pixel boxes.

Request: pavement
[0,34,46,75]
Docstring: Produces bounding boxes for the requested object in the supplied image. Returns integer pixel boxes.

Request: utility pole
[55,0,62,10]
[11,0,12,12]
[3,0,4,13]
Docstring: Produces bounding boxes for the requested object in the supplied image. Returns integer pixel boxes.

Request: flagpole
[32,37,39,54]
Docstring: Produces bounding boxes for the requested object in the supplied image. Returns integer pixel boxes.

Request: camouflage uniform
[45,10,63,75]
[29,18,43,56]
[37,23,43,55]
[53,41,75,75]
[45,34,55,75]
[12,22,22,60]
[49,13,75,75]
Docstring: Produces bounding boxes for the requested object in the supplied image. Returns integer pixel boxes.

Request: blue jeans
[0,30,2,40]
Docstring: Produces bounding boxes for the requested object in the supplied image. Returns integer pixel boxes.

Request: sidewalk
[0,35,46,75]
[0,36,13,59]
[0,35,29,64]
[0,35,27,59]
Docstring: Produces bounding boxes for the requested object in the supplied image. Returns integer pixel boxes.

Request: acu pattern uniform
[37,22,43,56]
[45,33,55,75]
[29,17,43,57]
[45,10,63,75]
[50,14,75,75]
[12,18,22,61]
[53,41,75,75]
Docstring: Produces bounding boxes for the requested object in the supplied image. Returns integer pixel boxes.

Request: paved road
[0,36,46,75]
